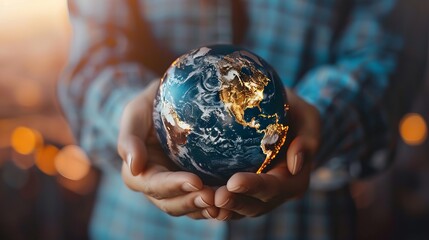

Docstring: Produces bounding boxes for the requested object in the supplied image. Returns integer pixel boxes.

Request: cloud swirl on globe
[153,45,291,185]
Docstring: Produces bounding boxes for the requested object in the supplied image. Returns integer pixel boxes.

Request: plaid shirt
[59,0,399,239]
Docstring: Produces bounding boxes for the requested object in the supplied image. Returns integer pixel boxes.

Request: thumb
[118,134,147,176]
[286,136,305,176]
[284,89,320,176]
[117,80,160,175]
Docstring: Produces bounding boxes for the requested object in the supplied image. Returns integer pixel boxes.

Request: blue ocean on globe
[153,45,291,185]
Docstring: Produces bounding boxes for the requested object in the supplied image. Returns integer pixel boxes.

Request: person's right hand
[117,80,218,219]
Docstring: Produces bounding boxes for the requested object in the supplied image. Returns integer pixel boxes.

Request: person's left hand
[214,89,321,220]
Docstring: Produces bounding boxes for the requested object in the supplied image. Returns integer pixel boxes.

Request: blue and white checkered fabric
[59,0,400,239]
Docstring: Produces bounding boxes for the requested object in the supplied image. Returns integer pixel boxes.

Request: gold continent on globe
[153,44,291,185]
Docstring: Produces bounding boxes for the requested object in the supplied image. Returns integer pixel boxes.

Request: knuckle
[151,193,163,200]
[158,202,179,216]
[159,204,171,215]
[143,176,164,200]
[144,184,162,200]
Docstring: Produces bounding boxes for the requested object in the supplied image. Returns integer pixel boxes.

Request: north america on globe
[153,45,291,185]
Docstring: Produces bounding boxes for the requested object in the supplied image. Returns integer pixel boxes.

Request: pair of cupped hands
[117,80,320,220]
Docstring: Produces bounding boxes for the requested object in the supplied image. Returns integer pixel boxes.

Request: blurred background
[0,0,428,239]
[0,0,98,239]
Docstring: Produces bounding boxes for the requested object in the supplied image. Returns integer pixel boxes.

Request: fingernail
[228,185,248,193]
[217,198,230,208]
[182,182,200,192]
[291,152,304,175]
[194,196,210,208]
[202,209,214,219]
[126,153,134,175]
[218,214,230,221]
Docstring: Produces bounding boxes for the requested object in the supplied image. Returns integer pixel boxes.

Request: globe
[153,45,291,185]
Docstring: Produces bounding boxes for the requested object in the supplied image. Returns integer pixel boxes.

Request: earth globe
[153,45,291,185]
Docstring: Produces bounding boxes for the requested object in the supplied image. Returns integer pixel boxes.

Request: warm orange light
[0,0,70,44]
[55,145,91,181]
[11,127,43,155]
[36,144,59,175]
[57,169,98,195]
[399,113,427,146]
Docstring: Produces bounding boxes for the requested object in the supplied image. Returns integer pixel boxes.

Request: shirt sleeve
[295,0,400,187]
[58,0,157,171]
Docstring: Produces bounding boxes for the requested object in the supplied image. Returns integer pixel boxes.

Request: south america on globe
[153,45,291,185]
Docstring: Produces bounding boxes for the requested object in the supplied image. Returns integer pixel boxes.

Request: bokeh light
[399,113,428,145]
[55,145,90,181]
[11,127,43,155]
[57,169,98,195]
[35,144,59,175]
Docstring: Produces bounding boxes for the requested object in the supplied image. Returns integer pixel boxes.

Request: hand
[214,89,321,220]
[117,80,218,219]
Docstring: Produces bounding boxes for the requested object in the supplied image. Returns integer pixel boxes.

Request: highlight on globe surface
[153,45,291,185]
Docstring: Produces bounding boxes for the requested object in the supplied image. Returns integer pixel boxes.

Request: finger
[286,89,321,149]
[185,211,207,220]
[226,163,310,203]
[118,135,147,176]
[228,194,273,217]
[215,208,233,221]
[285,88,319,135]
[215,186,230,208]
[215,186,266,217]
[147,187,216,217]
[286,136,305,175]
[287,133,320,174]
[186,206,219,220]
[186,208,215,220]
[215,208,245,221]
[225,172,292,203]
[117,80,160,175]
[214,186,235,221]
[284,89,320,174]
[122,162,203,199]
